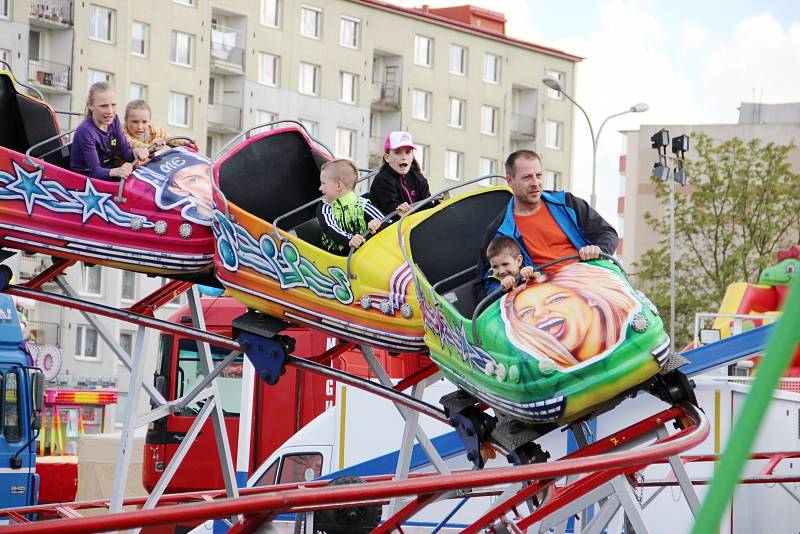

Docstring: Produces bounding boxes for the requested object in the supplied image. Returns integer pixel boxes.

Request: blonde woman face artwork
[511,283,600,361]
[501,262,640,368]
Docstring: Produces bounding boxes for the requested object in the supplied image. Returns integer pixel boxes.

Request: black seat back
[0,71,65,165]
[217,129,328,229]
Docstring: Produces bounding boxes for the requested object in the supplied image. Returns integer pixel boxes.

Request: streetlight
[542,73,649,209]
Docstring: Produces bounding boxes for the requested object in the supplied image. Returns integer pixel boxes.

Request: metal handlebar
[23,127,77,170]
[271,170,377,244]
[470,252,623,344]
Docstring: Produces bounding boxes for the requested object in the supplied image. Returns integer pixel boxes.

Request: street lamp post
[542,74,648,209]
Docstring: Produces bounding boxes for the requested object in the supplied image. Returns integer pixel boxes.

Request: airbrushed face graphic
[133,147,214,225]
[500,262,641,370]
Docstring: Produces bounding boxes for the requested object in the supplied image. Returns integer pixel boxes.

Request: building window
[0,48,10,65]
[546,120,563,150]
[89,5,114,43]
[298,62,319,96]
[340,16,360,49]
[479,157,498,186]
[258,52,278,86]
[171,31,194,67]
[448,97,465,128]
[80,263,102,296]
[75,325,99,359]
[412,89,431,121]
[169,92,192,127]
[449,45,467,75]
[544,170,562,190]
[300,5,321,39]
[416,143,429,174]
[0,0,9,19]
[481,105,498,135]
[546,70,565,99]
[119,331,134,356]
[88,69,113,85]
[261,0,281,27]
[340,71,356,104]
[121,271,136,301]
[130,83,147,101]
[414,35,433,67]
[208,76,217,106]
[335,127,355,159]
[253,110,277,134]
[131,21,148,57]
[483,53,500,83]
[299,118,318,137]
[173,0,194,5]
[445,150,463,181]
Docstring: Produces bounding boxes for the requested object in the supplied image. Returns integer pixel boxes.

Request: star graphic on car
[6,161,56,214]
[74,179,112,223]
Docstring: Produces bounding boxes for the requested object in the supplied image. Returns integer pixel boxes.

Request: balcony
[28,59,71,93]
[27,320,61,346]
[207,103,242,133]
[371,81,401,110]
[18,253,50,282]
[30,0,74,27]
[509,112,536,141]
[210,24,245,74]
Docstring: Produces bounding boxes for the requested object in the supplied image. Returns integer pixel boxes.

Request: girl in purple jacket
[70,82,148,180]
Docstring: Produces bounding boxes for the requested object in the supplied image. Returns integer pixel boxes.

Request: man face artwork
[511,282,600,361]
[88,89,118,131]
[506,156,544,210]
[125,108,151,141]
[168,162,213,217]
[384,148,414,175]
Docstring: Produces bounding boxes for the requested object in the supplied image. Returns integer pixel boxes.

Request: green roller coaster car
[401,187,669,427]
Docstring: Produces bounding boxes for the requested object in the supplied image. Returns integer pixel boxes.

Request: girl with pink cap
[369,130,432,216]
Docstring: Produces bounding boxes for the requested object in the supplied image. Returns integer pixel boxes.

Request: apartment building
[0,0,581,434]
[617,103,800,274]
[2,0,581,190]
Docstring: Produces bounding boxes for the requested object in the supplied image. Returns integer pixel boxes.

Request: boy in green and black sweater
[316,159,385,255]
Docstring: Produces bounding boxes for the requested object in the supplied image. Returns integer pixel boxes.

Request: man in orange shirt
[478,149,618,295]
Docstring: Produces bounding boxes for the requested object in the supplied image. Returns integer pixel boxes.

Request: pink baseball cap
[384,131,417,151]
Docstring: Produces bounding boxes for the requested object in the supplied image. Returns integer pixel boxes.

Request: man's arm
[566,193,618,254]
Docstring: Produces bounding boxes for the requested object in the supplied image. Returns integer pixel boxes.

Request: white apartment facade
[0,0,582,432]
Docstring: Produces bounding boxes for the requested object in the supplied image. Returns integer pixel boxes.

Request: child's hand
[349,234,365,248]
[500,275,516,291]
[110,162,134,178]
[367,219,381,234]
[520,266,535,280]
[396,202,411,214]
[133,147,149,161]
[152,137,167,147]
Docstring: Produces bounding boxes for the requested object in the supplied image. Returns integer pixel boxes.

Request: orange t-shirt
[515,204,578,273]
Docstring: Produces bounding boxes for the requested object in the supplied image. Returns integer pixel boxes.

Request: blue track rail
[679,323,774,377]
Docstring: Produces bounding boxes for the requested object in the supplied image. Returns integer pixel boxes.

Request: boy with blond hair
[316,159,385,255]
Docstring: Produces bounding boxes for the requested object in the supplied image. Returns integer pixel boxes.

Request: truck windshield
[175,339,243,417]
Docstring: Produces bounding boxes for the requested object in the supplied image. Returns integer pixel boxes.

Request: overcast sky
[387,0,800,222]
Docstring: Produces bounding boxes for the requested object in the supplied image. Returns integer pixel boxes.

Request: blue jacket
[478,191,618,295]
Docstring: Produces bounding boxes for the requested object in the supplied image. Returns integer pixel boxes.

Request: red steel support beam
[0,405,707,534]
[126,279,193,316]
[21,257,74,290]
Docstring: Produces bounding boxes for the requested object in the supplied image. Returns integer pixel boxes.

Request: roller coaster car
[212,125,445,352]
[0,68,215,281]
[403,202,672,430]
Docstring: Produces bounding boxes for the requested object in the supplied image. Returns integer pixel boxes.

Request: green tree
[634,133,800,347]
